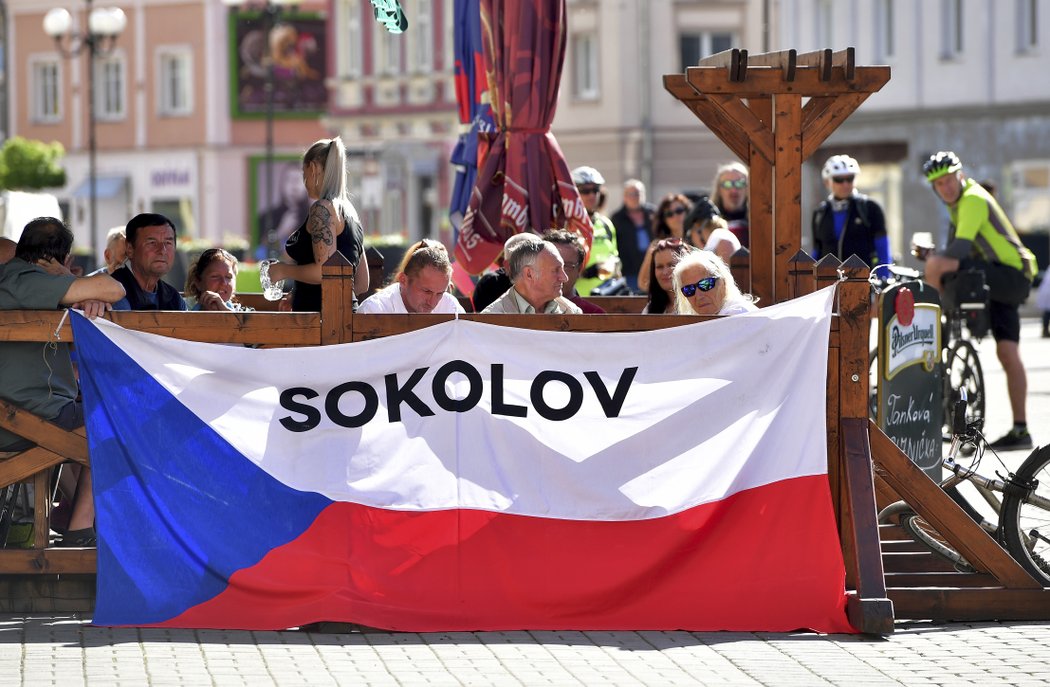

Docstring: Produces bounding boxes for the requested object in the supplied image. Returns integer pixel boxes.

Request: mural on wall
[230,11,327,117]
[250,155,312,260]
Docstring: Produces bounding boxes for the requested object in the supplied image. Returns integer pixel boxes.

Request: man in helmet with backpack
[571,166,620,296]
[811,154,890,270]
[922,151,1037,449]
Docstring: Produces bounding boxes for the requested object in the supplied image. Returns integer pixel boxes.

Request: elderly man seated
[0,217,126,547]
[481,236,583,314]
[358,239,465,314]
[110,213,186,311]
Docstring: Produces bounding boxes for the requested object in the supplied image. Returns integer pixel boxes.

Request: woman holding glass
[262,137,368,311]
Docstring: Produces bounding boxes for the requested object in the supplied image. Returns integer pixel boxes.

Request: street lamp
[222,0,299,259]
[43,1,125,266]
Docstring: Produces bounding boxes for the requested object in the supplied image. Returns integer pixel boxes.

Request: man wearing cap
[922,151,1036,449]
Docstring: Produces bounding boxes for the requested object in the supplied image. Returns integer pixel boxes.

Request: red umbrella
[453,0,593,275]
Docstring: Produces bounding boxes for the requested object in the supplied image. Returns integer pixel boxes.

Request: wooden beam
[321,251,356,345]
[889,588,1050,621]
[695,92,775,163]
[686,65,890,98]
[0,402,88,463]
[694,47,748,81]
[746,98,774,307]
[743,48,797,80]
[662,75,751,160]
[801,92,876,160]
[795,48,834,80]
[773,93,803,303]
[840,419,894,634]
[0,548,97,574]
[0,447,69,487]
[869,422,1042,589]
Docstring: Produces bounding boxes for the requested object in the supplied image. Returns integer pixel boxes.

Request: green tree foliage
[0,137,67,190]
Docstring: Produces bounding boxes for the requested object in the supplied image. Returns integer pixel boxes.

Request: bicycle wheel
[942,340,985,436]
[1000,445,1050,586]
[899,508,975,571]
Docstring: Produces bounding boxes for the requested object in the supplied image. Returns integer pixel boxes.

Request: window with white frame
[571,32,599,99]
[413,0,433,73]
[1016,0,1039,53]
[875,0,895,61]
[377,22,403,75]
[940,0,964,58]
[815,0,833,48]
[95,54,126,120]
[679,31,734,70]
[157,48,192,116]
[340,0,363,78]
[31,59,61,123]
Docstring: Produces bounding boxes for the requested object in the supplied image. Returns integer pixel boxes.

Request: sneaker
[989,428,1034,450]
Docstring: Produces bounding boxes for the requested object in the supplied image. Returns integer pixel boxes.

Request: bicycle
[878,394,1050,585]
[867,264,987,439]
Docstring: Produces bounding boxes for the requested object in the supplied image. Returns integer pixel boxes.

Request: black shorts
[989,299,1021,343]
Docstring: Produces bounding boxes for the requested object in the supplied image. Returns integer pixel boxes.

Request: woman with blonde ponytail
[266,137,369,311]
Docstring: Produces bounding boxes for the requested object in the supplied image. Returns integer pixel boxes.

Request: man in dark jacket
[811,155,890,270]
[111,213,187,311]
[609,179,655,294]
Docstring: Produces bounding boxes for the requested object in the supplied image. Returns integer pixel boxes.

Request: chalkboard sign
[874,281,942,480]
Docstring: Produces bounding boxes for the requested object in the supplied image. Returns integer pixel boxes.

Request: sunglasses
[681,276,720,297]
[663,206,688,219]
[578,186,600,195]
[832,176,855,184]
[719,178,748,189]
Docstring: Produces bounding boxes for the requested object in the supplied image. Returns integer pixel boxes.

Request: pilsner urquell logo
[890,322,937,357]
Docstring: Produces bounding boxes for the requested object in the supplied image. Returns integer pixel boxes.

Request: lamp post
[222,0,298,259]
[44,1,125,266]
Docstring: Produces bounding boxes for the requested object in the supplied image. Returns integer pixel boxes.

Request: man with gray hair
[481,236,582,314]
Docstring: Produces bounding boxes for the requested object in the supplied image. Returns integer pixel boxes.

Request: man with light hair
[357,239,464,314]
[481,236,582,314]
[88,226,127,275]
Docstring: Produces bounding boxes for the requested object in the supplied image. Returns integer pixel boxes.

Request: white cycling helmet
[571,166,605,186]
[821,154,861,181]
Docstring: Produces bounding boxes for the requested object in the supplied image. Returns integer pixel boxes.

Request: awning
[72,175,128,199]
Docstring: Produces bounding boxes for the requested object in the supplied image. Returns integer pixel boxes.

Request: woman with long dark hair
[642,238,692,314]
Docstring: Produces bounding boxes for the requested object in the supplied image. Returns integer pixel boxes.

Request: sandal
[56,527,97,548]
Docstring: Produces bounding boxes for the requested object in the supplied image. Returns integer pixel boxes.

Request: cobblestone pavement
[2,615,1050,686]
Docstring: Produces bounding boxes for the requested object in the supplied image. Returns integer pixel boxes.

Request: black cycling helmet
[923,151,962,182]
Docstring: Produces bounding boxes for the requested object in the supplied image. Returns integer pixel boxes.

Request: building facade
[553,0,1050,262]
[5,0,1048,267]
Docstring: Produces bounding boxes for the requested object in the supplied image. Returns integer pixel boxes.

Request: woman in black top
[267,137,368,311]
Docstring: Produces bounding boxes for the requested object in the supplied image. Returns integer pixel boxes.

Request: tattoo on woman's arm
[307,204,334,246]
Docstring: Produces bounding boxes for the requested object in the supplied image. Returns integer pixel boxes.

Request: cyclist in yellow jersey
[923,151,1036,449]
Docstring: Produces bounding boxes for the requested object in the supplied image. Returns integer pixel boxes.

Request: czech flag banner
[71,286,854,633]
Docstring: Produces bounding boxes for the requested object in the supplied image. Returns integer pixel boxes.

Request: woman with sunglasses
[673,250,756,316]
[642,238,693,314]
[711,162,750,247]
[637,193,692,293]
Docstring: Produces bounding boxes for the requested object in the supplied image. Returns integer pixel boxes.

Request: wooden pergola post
[664,48,890,305]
